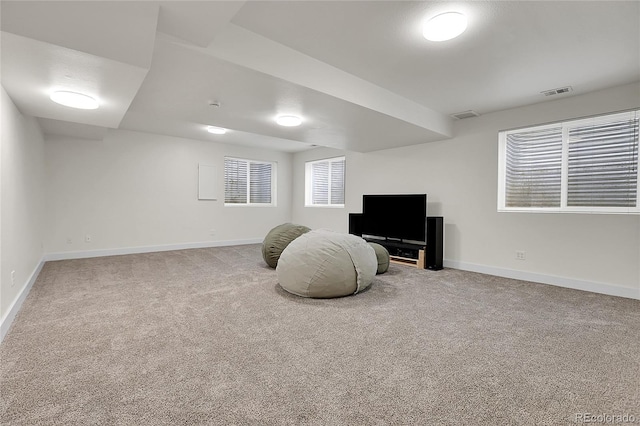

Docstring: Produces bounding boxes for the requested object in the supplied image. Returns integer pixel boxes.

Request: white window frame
[304,156,346,208]
[498,110,640,214]
[224,157,277,207]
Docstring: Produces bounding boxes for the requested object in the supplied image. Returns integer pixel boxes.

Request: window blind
[567,116,638,207]
[249,162,272,204]
[311,161,329,205]
[306,157,345,206]
[224,157,273,205]
[330,158,345,205]
[224,158,248,204]
[500,109,639,213]
[505,126,563,207]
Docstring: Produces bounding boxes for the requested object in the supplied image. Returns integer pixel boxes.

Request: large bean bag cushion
[277,229,377,298]
[368,242,390,274]
[262,223,311,268]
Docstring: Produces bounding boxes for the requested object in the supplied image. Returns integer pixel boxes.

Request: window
[498,110,639,213]
[224,157,276,206]
[305,156,345,207]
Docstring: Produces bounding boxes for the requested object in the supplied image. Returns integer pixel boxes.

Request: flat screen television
[362,194,427,242]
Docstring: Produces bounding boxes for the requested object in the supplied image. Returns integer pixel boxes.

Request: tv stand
[390,253,425,268]
[349,214,443,270]
[363,238,425,269]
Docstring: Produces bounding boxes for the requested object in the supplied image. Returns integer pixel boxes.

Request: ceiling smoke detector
[450,110,479,120]
[541,86,573,97]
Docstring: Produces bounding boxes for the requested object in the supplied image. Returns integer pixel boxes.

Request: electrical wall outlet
[209,229,216,236]
[85,234,92,243]
[66,238,73,245]
[515,251,526,260]
[11,270,16,287]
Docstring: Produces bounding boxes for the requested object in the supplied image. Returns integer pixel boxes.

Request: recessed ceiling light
[423,12,467,42]
[276,115,302,127]
[50,91,99,109]
[207,126,227,134]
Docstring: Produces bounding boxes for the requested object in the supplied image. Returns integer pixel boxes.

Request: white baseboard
[443,259,639,300]
[44,238,264,261]
[0,258,45,343]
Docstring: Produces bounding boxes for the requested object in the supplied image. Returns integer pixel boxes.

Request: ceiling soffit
[0,1,159,69]
[1,32,150,129]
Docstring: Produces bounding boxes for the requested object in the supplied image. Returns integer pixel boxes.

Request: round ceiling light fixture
[50,91,99,109]
[275,115,302,127]
[423,12,467,42]
[207,126,227,134]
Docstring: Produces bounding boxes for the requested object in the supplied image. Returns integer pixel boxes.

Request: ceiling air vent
[541,86,573,96]
[451,110,479,120]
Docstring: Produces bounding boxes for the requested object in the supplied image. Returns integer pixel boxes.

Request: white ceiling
[1,1,638,153]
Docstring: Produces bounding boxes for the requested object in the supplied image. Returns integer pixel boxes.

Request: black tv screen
[362,194,427,242]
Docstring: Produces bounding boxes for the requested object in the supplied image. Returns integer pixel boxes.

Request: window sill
[224,203,277,207]
[304,204,345,209]
[498,207,640,215]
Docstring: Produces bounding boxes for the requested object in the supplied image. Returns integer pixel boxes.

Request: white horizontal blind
[306,157,345,206]
[224,158,247,204]
[249,162,272,204]
[499,110,639,213]
[505,126,563,207]
[311,161,329,205]
[224,157,273,205]
[567,115,638,207]
[330,158,345,205]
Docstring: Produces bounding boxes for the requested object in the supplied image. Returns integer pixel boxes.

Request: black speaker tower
[425,216,443,270]
[348,213,363,237]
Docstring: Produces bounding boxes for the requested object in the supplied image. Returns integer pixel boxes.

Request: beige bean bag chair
[277,229,377,298]
[262,223,311,268]
[368,242,390,274]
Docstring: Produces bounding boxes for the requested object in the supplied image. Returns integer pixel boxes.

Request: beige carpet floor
[1,244,638,425]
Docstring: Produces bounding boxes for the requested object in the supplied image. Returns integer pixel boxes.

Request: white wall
[292,83,640,298]
[44,129,293,255]
[0,87,46,322]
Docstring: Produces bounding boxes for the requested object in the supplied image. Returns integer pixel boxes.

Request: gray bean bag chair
[368,242,390,274]
[262,223,311,268]
[277,229,377,298]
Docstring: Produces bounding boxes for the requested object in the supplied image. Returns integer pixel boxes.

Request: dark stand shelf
[349,214,443,270]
